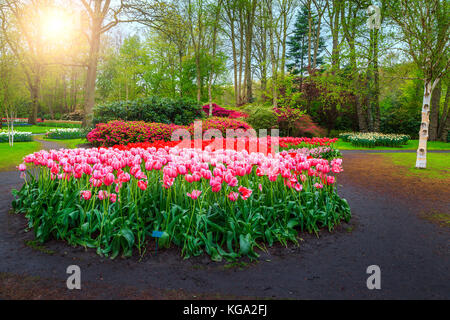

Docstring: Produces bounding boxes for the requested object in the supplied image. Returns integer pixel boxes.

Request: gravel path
[0,152,448,299]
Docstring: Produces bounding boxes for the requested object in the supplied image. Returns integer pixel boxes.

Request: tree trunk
[429,81,441,141]
[28,66,40,125]
[438,84,449,141]
[82,20,102,128]
[244,1,256,104]
[373,29,380,132]
[416,80,433,168]
[267,0,277,108]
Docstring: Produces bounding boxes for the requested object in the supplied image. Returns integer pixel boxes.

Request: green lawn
[381,153,450,180]
[335,139,450,151]
[0,141,41,171]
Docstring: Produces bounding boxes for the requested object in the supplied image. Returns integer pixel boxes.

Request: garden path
[32,136,65,151]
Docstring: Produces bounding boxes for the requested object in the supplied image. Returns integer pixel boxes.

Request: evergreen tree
[287,5,325,75]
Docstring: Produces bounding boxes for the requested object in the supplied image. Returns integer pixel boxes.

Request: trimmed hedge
[93,96,203,126]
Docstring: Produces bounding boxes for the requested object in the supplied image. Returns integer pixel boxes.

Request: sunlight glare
[41,9,74,41]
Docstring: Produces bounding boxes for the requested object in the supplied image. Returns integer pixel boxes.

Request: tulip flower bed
[46,128,85,140]
[113,137,341,160]
[12,146,350,261]
[339,132,410,148]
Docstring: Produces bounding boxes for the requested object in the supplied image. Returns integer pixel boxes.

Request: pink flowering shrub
[88,118,253,147]
[202,104,248,119]
[188,117,252,136]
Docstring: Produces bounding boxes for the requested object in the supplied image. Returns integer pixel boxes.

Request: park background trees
[0,0,448,146]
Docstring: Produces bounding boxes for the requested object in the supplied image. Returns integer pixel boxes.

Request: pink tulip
[185,174,194,183]
[17,163,27,172]
[238,186,252,200]
[187,190,202,200]
[227,192,239,202]
[80,190,92,201]
[138,180,148,191]
[327,176,336,185]
[98,190,109,201]
[109,193,117,203]
[104,173,115,186]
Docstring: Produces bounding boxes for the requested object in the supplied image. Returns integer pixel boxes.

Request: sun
[41,8,74,41]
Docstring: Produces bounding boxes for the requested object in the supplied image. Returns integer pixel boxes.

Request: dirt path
[0,152,448,299]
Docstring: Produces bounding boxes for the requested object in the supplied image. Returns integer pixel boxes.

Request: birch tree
[388,0,449,168]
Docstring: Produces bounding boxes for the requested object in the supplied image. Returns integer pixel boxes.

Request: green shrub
[93,96,204,126]
[241,103,277,131]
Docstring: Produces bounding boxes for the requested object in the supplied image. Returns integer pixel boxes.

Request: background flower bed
[93,96,203,126]
[339,132,410,147]
[14,146,350,261]
[46,128,85,140]
[0,131,33,143]
[202,103,249,119]
[87,118,253,147]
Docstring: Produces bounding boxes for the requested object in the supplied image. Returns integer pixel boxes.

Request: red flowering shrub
[202,104,248,119]
[88,118,253,147]
[87,121,184,147]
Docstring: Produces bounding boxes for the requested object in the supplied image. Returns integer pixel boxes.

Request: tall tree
[388,0,449,168]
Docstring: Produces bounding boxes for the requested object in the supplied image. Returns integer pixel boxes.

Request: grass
[335,139,450,150]
[0,141,41,171]
[380,153,450,180]
[422,212,450,228]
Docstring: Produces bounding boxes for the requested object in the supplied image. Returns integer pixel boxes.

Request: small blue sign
[152,231,164,238]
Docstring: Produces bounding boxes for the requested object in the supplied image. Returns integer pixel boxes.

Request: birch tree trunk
[416,80,435,168]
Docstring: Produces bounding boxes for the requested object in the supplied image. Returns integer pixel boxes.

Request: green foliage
[241,103,277,131]
[93,96,204,125]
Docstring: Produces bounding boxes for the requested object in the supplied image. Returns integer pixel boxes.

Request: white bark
[415,81,433,168]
